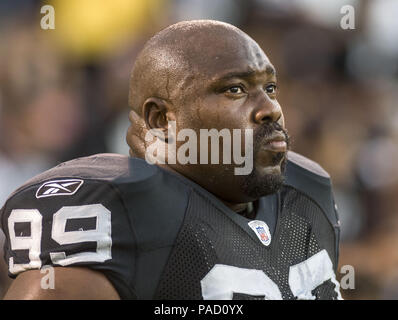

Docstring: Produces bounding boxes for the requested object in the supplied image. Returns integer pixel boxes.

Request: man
[1,20,341,299]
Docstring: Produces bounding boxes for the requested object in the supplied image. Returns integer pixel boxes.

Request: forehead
[188,34,273,80]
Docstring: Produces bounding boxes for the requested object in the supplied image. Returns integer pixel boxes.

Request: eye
[225,85,244,94]
[265,84,277,95]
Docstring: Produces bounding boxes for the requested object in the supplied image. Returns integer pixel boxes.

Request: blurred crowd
[0,0,397,299]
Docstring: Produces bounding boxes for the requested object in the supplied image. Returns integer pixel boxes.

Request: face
[169,31,290,203]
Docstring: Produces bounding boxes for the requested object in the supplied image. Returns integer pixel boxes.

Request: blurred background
[0,0,397,299]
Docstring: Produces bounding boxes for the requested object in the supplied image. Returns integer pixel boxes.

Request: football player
[1,20,341,299]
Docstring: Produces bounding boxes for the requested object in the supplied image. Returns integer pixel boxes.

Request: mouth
[260,132,287,153]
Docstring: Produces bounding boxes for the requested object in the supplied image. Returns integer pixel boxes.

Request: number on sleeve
[8,209,42,274]
[50,204,112,266]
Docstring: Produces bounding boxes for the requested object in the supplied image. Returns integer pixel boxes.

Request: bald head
[128,20,268,114]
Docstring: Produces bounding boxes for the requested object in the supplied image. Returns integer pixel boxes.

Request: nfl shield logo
[248,220,272,246]
[256,226,269,242]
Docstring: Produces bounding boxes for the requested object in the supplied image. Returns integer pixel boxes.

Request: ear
[126,110,147,158]
[142,97,175,141]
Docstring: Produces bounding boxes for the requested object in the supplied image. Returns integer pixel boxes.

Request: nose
[252,92,282,125]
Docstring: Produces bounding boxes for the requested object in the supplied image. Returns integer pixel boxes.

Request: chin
[241,157,287,199]
[256,163,283,176]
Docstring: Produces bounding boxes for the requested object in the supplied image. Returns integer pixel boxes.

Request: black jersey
[0,152,341,300]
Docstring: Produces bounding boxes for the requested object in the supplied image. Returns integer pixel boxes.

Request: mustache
[254,122,291,149]
[253,122,290,165]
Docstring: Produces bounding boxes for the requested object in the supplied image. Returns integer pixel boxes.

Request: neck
[156,163,252,214]
[221,200,248,213]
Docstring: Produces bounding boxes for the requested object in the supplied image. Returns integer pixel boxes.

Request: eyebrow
[214,65,276,82]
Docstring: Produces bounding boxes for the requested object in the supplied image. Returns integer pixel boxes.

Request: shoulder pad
[1,155,161,216]
[4,154,130,201]
[287,151,330,179]
[284,151,339,228]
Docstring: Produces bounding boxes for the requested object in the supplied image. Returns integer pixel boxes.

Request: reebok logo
[36,179,84,199]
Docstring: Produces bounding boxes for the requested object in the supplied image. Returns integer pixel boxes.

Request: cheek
[179,93,251,133]
[280,112,286,128]
[205,97,249,129]
[273,100,285,128]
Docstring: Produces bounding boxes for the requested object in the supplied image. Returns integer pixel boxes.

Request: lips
[260,132,287,153]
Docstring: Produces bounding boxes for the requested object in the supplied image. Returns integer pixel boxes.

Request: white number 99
[7,204,112,275]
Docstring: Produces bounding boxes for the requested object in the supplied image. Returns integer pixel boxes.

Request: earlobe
[142,97,174,141]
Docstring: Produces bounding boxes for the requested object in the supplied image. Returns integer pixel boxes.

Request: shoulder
[285,151,332,192]
[0,154,140,293]
[286,151,330,180]
[0,153,140,232]
[284,151,341,268]
[2,154,161,202]
[0,154,184,299]
[284,151,339,228]
[0,154,163,238]
[11,153,129,195]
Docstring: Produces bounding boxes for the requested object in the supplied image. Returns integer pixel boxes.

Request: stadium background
[0,0,397,299]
